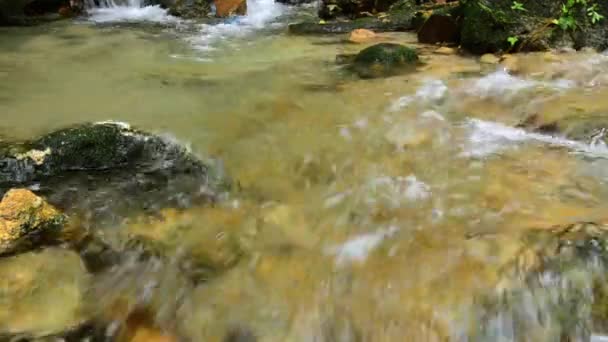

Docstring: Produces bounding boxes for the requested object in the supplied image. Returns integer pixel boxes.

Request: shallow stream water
[4,1,608,341]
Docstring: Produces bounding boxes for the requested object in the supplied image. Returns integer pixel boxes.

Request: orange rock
[215,0,247,17]
[118,310,177,342]
[58,6,73,17]
[0,189,64,255]
[348,29,376,44]
[130,326,176,342]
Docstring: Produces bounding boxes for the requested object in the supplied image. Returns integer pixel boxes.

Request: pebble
[480,53,500,64]
[348,29,376,44]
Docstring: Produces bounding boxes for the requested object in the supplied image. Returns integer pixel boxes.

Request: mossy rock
[0,122,230,228]
[460,0,608,54]
[352,43,419,78]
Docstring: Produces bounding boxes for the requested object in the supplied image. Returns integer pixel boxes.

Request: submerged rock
[471,221,608,340]
[352,43,419,78]
[0,189,65,255]
[0,248,88,337]
[0,122,229,227]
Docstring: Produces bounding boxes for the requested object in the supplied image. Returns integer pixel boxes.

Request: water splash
[86,0,176,23]
[465,69,575,100]
[186,0,287,51]
[461,119,608,158]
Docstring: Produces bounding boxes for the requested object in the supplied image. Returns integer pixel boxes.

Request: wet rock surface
[0,122,229,227]
[460,0,608,53]
[162,0,212,18]
[351,42,419,78]
[0,189,64,255]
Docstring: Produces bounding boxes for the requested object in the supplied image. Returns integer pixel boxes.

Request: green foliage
[511,1,526,11]
[507,36,519,46]
[552,0,604,31]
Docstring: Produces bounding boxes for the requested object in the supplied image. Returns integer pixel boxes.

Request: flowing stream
[4,3,608,341]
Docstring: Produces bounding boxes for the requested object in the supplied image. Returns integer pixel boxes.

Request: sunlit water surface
[4,2,608,340]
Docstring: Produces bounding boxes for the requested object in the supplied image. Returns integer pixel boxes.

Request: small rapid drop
[85,0,175,23]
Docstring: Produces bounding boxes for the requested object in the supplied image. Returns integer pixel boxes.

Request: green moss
[353,43,418,78]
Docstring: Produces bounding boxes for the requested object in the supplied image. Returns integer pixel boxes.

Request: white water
[461,119,608,158]
[86,0,176,23]
[85,0,286,53]
[185,0,286,52]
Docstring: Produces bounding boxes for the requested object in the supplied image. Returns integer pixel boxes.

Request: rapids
[3,2,608,340]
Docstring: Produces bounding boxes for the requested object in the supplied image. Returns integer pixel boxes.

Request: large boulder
[0,189,65,255]
[351,42,419,78]
[460,0,608,53]
[417,11,460,44]
[0,122,229,227]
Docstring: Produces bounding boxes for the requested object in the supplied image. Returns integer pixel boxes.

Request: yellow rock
[348,29,376,44]
[435,46,457,55]
[0,189,64,255]
[480,53,500,65]
[500,54,519,73]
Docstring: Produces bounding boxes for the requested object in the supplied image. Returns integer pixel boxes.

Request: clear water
[3,4,608,340]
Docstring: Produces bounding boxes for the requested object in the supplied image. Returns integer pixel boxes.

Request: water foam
[86,0,176,23]
[186,0,286,51]
[466,69,575,100]
[326,226,399,266]
[461,119,608,158]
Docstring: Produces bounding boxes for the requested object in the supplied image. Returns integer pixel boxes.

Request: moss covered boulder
[460,0,608,53]
[0,122,229,227]
[0,189,65,255]
[351,43,419,78]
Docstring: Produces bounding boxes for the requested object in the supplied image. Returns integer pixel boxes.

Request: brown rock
[214,0,247,17]
[348,29,376,44]
[0,189,65,255]
[417,13,459,44]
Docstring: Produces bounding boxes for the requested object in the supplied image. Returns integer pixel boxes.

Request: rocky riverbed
[4,0,608,341]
